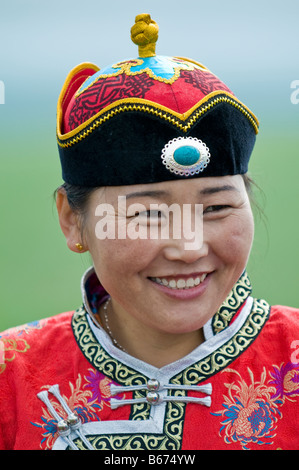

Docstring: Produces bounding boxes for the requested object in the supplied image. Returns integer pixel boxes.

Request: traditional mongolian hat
[57,14,259,187]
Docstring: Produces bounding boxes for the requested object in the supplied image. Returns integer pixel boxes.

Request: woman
[0,14,298,451]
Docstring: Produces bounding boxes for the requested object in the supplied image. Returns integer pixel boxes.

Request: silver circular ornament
[57,419,70,436]
[161,137,210,176]
[147,378,160,391]
[146,391,160,405]
[67,413,81,429]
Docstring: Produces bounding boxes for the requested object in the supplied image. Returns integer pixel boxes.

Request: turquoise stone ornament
[173,146,200,166]
[161,137,210,176]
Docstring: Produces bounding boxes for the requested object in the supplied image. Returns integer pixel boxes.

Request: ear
[56,188,88,253]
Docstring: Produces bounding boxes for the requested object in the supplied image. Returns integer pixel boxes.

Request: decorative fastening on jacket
[110,379,212,410]
[37,385,94,450]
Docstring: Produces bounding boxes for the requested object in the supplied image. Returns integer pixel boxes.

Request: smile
[150,274,208,290]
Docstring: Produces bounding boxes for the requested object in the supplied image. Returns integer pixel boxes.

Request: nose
[160,203,208,263]
[163,235,209,264]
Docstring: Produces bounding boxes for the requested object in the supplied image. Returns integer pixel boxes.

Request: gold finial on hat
[130,13,159,58]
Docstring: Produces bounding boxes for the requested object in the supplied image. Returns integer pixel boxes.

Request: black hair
[55,183,97,217]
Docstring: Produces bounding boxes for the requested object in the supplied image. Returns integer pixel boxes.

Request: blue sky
[0,0,298,327]
[0,0,298,136]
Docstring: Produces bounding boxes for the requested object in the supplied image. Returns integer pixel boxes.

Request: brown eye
[204,205,231,213]
[135,210,163,218]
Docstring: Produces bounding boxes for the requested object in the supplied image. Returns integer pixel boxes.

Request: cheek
[232,217,254,259]
[89,237,158,278]
[88,240,131,296]
[211,211,254,263]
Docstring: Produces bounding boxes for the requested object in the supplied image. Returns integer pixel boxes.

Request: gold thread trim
[74,57,201,99]
[171,297,270,386]
[56,62,100,136]
[57,92,259,148]
[212,271,252,333]
[72,296,269,387]
[173,56,210,72]
[69,295,270,450]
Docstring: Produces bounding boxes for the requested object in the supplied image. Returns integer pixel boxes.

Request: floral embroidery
[212,363,299,449]
[0,337,30,374]
[211,368,283,449]
[84,368,123,403]
[32,369,121,449]
[32,373,102,449]
[1,320,45,337]
[269,362,299,401]
[0,320,46,375]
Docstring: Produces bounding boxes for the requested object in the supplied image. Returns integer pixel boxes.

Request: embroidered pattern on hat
[65,58,237,134]
[76,57,206,96]
[68,73,155,131]
[181,68,233,96]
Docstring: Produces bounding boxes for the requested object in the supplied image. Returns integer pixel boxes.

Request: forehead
[90,175,245,206]
[109,175,243,196]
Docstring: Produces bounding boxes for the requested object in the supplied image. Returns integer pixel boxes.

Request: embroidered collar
[73,278,269,396]
[80,267,252,337]
[65,269,269,451]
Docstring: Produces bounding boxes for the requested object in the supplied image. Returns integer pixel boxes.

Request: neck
[99,299,204,368]
[127,329,205,369]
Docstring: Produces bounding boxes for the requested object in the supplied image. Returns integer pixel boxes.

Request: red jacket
[0,269,298,450]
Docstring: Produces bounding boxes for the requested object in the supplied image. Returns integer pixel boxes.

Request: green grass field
[1,129,298,331]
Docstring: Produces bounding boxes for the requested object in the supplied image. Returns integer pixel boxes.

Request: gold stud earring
[75,243,84,252]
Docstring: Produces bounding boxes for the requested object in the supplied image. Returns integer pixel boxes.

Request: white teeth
[176,279,186,288]
[186,278,195,287]
[152,274,208,290]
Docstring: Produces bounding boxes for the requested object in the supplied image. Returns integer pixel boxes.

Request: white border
[161,137,210,176]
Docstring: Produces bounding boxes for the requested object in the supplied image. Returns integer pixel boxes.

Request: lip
[148,272,212,300]
[153,272,208,281]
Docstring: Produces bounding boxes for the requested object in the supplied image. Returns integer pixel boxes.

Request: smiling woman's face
[79,175,254,338]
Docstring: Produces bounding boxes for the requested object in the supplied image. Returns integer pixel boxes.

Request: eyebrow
[199,185,239,195]
[125,190,169,200]
[124,185,239,200]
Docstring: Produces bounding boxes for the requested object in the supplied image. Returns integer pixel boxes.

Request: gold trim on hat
[57,90,259,148]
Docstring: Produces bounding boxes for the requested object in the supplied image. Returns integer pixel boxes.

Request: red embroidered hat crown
[56,13,259,186]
